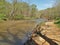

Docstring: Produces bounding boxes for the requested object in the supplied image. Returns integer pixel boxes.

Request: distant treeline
[0,0,60,20]
[39,6,60,20]
[0,0,39,20]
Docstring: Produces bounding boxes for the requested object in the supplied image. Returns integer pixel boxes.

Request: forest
[0,0,60,45]
[0,0,60,20]
[0,0,38,20]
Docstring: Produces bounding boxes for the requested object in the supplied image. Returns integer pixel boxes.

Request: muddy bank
[24,21,60,45]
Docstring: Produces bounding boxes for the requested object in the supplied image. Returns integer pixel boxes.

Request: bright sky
[7,0,55,10]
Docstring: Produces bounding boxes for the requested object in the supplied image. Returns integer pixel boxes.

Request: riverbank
[25,21,60,45]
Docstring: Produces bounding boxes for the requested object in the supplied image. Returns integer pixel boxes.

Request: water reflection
[0,19,46,45]
[22,19,46,44]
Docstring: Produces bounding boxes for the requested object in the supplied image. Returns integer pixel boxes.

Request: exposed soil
[25,21,60,45]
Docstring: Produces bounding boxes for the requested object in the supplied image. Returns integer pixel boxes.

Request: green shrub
[55,17,60,20]
[24,16,36,20]
[54,20,60,24]
[0,13,6,20]
[14,15,24,20]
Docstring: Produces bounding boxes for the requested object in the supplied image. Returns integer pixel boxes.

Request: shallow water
[0,19,46,45]
[22,19,46,44]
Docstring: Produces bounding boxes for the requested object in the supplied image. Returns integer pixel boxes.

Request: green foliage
[0,0,38,20]
[24,16,37,20]
[54,19,60,28]
[55,17,60,20]
[24,17,31,20]
[1,0,60,20]
[30,4,37,17]
[14,15,24,20]
[39,6,60,20]
[54,20,60,24]
[0,14,6,20]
